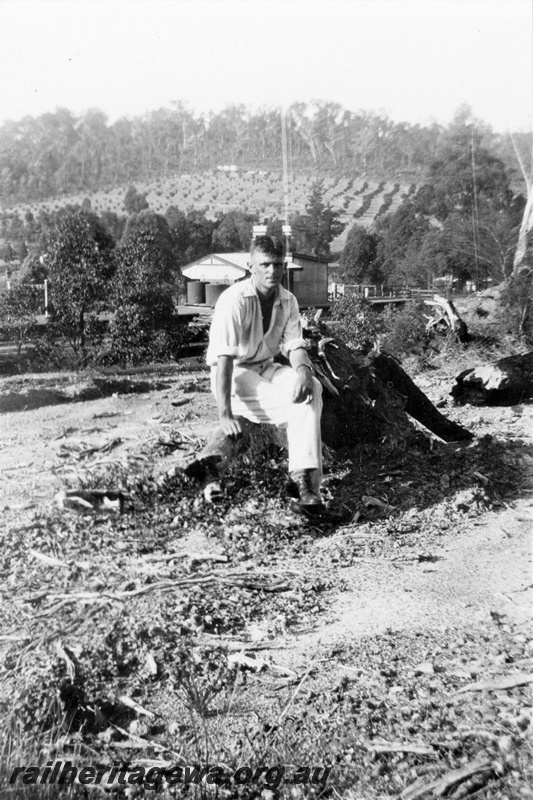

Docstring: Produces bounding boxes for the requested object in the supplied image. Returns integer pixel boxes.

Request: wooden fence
[330,283,437,301]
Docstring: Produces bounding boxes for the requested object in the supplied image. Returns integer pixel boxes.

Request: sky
[0,0,532,133]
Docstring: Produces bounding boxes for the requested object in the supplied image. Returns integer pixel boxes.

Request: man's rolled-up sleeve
[280,296,307,357]
[206,294,242,365]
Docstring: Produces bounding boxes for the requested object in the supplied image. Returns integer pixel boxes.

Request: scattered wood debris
[362,740,436,756]
[401,755,495,799]
[54,488,131,513]
[455,673,533,694]
[36,571,292,604]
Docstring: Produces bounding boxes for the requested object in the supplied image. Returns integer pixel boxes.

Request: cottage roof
[181,253,250,283]
[181,251,327,283]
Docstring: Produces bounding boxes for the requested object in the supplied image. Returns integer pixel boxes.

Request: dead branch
[33,572,292,604]
[362,741,436,756]
[143,551,228,565]
[455,673,533,694]
[401,755,495,800]
[190,634,284,652]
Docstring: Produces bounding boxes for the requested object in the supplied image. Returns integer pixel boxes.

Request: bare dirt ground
[1,365,531,637]
[1,360,532,798]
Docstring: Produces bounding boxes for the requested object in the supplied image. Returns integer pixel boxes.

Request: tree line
[0,181,345,367]
[1,178,343,269]
[0,100,529,204]
[337,117,530,291]
[1,107,531,364]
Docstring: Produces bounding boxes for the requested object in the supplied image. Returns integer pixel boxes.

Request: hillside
[4,171,415,255]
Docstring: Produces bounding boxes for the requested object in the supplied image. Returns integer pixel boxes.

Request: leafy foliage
[119,210,176,287]
[338,223,378,283]
[330,294,386,353]
[211,209,256,252]
[0,283,41,357]
[106,300,186,366]
[290,180,345,257]
[330,295,429,361]
[182,210,216,263]
[123,184,149,215]
[373,201,434,286]
[380,300,429,360]
[415,125,513,222]
[1,100,529,207]
[105,211,185,365]
[367,120,526,289]
[42,210,116,366]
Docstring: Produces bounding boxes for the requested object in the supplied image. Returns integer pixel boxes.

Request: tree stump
[177,329,472,482]
[306,332,472,447]
[424,295,469,343]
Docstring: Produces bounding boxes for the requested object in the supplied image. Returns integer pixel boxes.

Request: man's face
[250,249,285,296]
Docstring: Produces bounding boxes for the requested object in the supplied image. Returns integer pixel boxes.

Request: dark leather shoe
[289,470,323,507]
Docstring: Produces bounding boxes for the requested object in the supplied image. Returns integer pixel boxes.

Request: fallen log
[175,329,472,482]
[451,351,533,405]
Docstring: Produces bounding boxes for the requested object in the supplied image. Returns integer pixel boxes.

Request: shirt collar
[244,277,290,305]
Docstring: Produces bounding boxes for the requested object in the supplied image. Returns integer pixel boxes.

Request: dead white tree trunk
[424,295,469,342]
[513,189,533,273]
[510,133,533,274]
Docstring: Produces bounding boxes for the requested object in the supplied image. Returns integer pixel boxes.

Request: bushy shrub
[105,298,187,366]
[0,284,41,357]
[380,300,428,358]
[25,330,68,372]
[330,296,429,362]
[330,294,386,353]
[43,210,116,367]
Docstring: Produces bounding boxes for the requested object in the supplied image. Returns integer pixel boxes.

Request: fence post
[44,279,48,317]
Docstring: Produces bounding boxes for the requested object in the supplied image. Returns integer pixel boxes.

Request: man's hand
[219,413,244,438]
[292,365,314,404]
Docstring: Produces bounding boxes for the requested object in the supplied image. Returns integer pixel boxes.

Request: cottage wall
[290,254,328,308]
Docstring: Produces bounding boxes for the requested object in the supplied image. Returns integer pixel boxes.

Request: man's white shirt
[206,278,307,367]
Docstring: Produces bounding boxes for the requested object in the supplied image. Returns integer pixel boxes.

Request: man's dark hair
[250,234,285,259]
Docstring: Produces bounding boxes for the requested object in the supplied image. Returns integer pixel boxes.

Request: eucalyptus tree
[339,223,378,284]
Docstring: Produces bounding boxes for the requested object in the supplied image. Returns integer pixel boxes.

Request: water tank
[187,281,206,304]
[205,284,229,306]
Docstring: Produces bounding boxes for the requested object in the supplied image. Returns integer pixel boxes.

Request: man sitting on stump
[197,234,324,510]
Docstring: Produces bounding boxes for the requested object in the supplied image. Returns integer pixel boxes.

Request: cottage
[180,251,329,310]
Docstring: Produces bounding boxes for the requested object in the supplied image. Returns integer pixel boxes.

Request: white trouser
[210,361,323,486]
